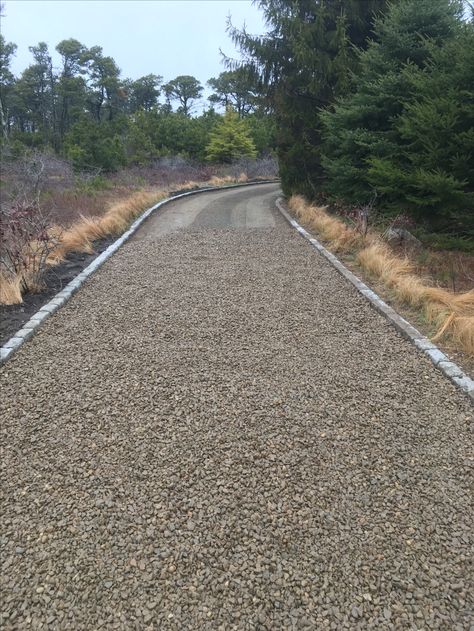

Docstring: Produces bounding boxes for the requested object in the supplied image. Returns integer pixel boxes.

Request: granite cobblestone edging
[3,185,472,405]
[276,197,474,403]
[0,181,277,366]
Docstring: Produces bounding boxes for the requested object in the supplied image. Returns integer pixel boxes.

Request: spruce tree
[228,0,389,197]
[368,17,474,231]
[205,106,257,163]
[320,0,468,228]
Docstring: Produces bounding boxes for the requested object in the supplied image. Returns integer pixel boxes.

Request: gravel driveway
[1,184,472,630]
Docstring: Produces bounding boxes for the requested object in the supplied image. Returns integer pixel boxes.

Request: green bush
[64,118,128,172]
[74,175,112,194]
[413,230,474,253]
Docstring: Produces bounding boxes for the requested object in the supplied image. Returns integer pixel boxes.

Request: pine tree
[205,106,257,163]
[163,76,203,116]
[208,68,258,117]
[0,34,17,140]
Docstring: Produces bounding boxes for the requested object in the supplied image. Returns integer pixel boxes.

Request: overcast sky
[2,0,267,109]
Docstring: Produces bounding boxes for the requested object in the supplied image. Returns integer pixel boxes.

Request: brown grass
[176,180,201,191]
[208,173,248,187]
[289,195,474,356]
[49,190,163,262]
[290,195,364,252]
[357,242,413,285]
[0,273,23,305]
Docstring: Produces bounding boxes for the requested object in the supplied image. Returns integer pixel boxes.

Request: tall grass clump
[0,274,23,305]
[290,195,364,252]
[289,195,474,355]
[51,190,163,262]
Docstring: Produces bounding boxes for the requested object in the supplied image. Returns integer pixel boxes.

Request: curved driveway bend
[1,183,472,630]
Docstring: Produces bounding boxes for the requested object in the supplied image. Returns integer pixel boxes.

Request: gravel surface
[0,236,117,345]
[1,185,473,630]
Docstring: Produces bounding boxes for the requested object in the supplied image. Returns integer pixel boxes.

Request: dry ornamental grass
[0,191,165,305]
[0,275,22,305]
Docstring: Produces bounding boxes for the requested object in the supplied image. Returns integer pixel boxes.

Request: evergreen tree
[11,43,56,145]
[208,68,258,117]
[205,106,257,163]
[164,75,203,116]
[124,109,157,165]
[64,116,128,171]
[128,74,162,113]
[368,16,474,230]
[82,46,124,122]
[246,112,277,155]
[320,0,469,228]
[228,0,389,197]
[0,34,17,140]
[56,39,87,145]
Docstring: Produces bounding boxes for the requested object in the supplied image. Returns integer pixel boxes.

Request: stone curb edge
[0,180,278,366]
[276,198,474,404]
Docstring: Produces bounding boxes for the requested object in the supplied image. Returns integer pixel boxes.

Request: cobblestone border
[0,181,278,366]
[276,198,474,403]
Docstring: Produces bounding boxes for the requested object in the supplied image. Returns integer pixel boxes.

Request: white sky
[2,0,267,109]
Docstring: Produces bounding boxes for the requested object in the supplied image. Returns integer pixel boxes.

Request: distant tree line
[230,0,474,233]
[0,37,275,170]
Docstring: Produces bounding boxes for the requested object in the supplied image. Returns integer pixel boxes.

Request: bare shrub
[109,156,278,192]
[337,192,378,237]
[0,151,63,296]
[0,201,61,293]
[111,158,215,191]
[1,150,75,205]
[219,156,278,181]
